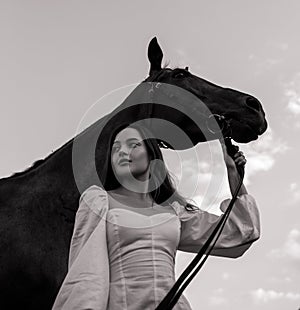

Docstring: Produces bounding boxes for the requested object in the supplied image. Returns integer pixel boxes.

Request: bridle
[143,74,245,309]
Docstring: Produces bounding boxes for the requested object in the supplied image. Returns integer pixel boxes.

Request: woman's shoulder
[79,185,108,215]
[169,200,200,219]
[80,185,107,198]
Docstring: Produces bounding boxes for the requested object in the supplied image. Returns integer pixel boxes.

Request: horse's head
[72,37,269,190]
[143,37,267,145]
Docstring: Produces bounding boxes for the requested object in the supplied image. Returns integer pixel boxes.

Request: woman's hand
[219,139,248,196]
[219,139,247,170]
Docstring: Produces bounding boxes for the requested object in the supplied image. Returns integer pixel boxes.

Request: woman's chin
[115,169,149,182]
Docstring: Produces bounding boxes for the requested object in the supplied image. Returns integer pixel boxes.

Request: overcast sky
[1,1,300,309]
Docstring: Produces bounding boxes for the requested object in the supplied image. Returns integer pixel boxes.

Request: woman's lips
[118,159,132,165]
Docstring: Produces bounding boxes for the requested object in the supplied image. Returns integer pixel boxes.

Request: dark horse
[0,38,267,309]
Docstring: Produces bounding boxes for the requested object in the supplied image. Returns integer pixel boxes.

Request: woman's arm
[173,141,260,258]
[175,194,260,258]
[220,139,248,197]
[52,185,110,310]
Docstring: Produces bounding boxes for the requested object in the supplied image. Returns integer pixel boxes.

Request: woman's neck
[112,186,152,203]
[112,186,153,202]
[115,170,152,200]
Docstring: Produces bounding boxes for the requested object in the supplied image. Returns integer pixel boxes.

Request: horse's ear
[148,37,163,76]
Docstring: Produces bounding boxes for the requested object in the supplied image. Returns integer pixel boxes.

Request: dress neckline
[107,192,157,209]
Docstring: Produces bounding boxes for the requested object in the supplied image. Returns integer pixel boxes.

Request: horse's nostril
[246,97,261,112]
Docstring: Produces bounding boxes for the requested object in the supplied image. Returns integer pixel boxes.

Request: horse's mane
[5,98,117,180]
[163,61,170,68]
[6,139,74,179]
[10,159,47,178]
[5,63,183,180]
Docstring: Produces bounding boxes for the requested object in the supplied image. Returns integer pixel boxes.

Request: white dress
[52,185,260,310]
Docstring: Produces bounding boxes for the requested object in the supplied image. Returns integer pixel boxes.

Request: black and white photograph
[0,1,299,309]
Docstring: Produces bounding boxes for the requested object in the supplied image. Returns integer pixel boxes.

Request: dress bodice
[106,194,192,309]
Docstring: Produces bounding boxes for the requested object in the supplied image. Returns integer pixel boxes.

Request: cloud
[163,141,228,213]
[269,228,300,261]
[249,55,282,75]
[284,72,300,117]
[286,90,300,114]
[249,41,288,76]
[222,272,230,280]
[205,128,290,195]
[175,49,189,67]
[164,150,213,199]
[285,229,300,260]
[239,127,289,185]
[277,42,289,51]
[251,288,300,303]
[289,182,300,203]
[267,275,292,284]
[209,288,228,306]
[163,129,289,210]
[248,55,283,76]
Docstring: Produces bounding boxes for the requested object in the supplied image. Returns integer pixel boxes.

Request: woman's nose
[118,148,128,156]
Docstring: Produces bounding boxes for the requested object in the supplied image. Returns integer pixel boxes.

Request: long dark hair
[100,122,198,212]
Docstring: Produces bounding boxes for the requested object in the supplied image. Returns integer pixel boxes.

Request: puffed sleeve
[68,185,108,267]
[171,194,260,258]
[52,185,110,310]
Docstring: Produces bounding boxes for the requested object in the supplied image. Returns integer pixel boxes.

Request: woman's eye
[112,146,120,152]
[130,142,140,148]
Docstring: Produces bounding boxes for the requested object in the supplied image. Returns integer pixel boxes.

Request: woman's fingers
[235,158,247,166]
[233,151,244,158]
[233,151,247,166]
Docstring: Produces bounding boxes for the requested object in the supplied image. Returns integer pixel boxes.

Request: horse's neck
[0,115,107,201]
[0,82,153,200]
[0,143,73,195]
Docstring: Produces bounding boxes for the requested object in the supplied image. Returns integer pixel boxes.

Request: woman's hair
[100,122,198,212]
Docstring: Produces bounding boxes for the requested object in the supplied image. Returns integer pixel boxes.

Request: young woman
[52,123,260,310]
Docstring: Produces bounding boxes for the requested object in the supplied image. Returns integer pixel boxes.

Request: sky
[1,1,300,309]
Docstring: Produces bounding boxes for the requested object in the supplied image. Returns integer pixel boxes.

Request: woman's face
[111,127,150,181]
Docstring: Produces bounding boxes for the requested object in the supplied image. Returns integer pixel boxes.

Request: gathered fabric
[52,186,110,310]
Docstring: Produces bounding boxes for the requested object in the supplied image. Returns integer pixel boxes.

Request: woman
[52,123,260,310]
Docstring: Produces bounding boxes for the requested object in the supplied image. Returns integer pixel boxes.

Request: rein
[155,137,244,309]
[143,78,245,309]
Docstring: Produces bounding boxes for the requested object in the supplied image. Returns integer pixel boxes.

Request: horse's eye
[174,72,186,79]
